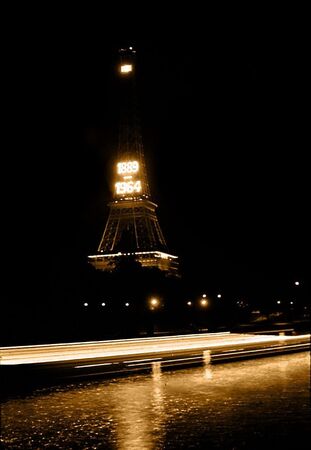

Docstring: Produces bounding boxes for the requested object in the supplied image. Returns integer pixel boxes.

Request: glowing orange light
[150,298,159,306]
[120,64,133,73]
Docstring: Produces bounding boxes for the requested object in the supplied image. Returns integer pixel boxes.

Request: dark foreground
[1,352,310,449]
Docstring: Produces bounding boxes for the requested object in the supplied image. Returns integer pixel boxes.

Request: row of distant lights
[83,301,210,308]
[82,296,217,308]
[83,283,302,308]
[84,300,306,309]
[83,302,130,307]
[83,298,159,308]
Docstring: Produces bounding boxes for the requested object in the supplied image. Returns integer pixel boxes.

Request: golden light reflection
[111,362,165,449]
[203,366,213,380]
[113,381,152,449]
[203,350,211,364]
[151,361,165,436]
[152,361,162,380]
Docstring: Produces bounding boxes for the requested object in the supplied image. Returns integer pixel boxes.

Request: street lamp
[150,298,159,310]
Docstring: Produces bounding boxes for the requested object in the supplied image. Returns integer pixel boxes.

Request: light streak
[1,333,308,366]
[123,357,162,364]
[215,343,309,358]
[0,331,231,349]
[127,356,203,367]
[75,362,113,369]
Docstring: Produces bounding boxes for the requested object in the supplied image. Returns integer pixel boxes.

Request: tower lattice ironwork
[88,47,178,275]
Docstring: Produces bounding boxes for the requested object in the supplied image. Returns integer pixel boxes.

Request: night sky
[3,31,308,304]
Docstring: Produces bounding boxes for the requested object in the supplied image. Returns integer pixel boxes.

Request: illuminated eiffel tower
[88,46,179,275]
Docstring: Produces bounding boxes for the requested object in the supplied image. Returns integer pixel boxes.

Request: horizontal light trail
[215,342,309,358]
[158,356,203,364]
[123,357,163,364]
[127,356,203,367]
[75,362,113,369]
[21,342,310,372]
[0,333,309,366]
[0,331,231,351]
[0,333,247,364]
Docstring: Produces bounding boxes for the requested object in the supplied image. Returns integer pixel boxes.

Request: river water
[1,352,310,449]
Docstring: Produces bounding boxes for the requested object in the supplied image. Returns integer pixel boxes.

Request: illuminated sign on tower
[115,160,142,196]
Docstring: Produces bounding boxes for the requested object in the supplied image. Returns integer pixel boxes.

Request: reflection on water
[1,353,310,449]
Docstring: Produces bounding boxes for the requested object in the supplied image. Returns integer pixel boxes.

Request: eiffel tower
[88,46,179,275]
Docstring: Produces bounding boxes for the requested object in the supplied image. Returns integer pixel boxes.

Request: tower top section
[114,45,151,200]
[119,46,136,75]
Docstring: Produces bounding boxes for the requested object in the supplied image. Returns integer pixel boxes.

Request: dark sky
[3,31,308,301]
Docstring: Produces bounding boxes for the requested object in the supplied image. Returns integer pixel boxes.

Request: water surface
[1,352,310,449]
